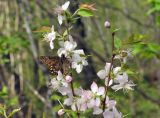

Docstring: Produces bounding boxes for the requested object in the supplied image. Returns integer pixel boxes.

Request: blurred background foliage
[0,0,160,118]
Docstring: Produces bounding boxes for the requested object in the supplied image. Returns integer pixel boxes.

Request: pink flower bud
[104,20,111,28]
[58,109,65,116]
[65,75,73,83]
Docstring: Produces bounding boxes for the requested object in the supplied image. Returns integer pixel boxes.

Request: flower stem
[70,81,80,118]
[103,32,115,111]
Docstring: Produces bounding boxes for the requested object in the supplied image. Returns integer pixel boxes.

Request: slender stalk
[103,32,115,111]
[70,81,80,118]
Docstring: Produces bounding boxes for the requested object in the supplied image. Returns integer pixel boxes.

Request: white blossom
[71,49,88,73]
[57,35,77,57]
[44,25,56,49]
[97,63,111,79]
[57,1,70,25]
[111,73,135,91]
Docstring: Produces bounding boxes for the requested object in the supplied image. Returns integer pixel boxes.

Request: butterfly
[39,55,70,75]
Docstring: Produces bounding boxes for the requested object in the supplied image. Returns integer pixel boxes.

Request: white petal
[62,1,70,10]
[57,71,63,80]
[91,82,98,93]
[105,63,111,75]
[97,69,106,79]
[111,84,123,91]
[64,41,74,51]
[58,87,69,95]
[76,64,83,73]
[73,49,85,55]
[116,74,128,84]
[71,104,77,111]
[97,87,105,96]
[57,48,66,57]
[113,67,121,75]
[59,40,64,47]
[50,40,54,49]
[69,35,77,48]
[71,62,77,68]
[58,14,63,25]
[82,60,88,66]
[105,78,113,86]
[124,83,135,90]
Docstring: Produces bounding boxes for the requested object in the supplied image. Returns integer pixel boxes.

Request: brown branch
[103,32,115,111]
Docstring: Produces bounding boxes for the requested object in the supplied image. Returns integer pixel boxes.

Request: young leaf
[77,8,94,17]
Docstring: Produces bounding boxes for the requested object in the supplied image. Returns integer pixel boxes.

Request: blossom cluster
[42,1,135,118]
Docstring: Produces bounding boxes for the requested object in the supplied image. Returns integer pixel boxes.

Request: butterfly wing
[62,57,71,75]
[39,56,62,75]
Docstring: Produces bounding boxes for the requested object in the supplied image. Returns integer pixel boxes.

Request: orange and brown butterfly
[39,55,71,75]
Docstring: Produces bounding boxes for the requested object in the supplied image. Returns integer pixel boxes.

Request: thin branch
[103,32,115,111]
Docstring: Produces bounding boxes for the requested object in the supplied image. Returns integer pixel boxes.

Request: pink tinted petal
[57,109,65,116]
[97,87,105,96]
[113,107,123,118]
[103,111,114,118]
[87,99,95,108]
[65,75,73,83]
[95,98,101,107]
[107,100,116,109]
[105,96,109,104]
[91,82,98,93]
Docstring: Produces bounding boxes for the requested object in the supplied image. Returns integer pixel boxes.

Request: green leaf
[77,8,94,17]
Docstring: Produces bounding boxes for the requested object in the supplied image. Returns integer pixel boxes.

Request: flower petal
[58,14,63,25]
[91,82,98,93]
[97,69,106,79]
[62,1,70,10]
[50,40,54,49]
[97,87,105,96]
[103,110,114,118]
